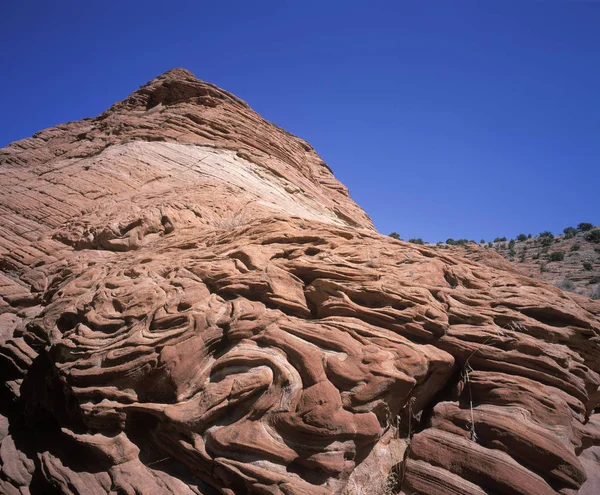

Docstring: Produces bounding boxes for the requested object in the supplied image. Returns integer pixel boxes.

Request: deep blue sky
[2,1,599,242]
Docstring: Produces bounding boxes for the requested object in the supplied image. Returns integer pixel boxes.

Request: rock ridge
[0,69,599,495]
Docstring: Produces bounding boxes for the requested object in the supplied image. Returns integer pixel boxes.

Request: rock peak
[110,67,249,112]
[154,67,197,80]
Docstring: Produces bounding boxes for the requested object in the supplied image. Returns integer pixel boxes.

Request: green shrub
[540,236,554,247]
[389,232,401,240]
[563,226,577,239]
[549,251,564,262]
[578,222,594,232]
[583,262,593,271]
[539,231,554,238]
[516,234,527,242]
[487,242,493,248]
[446,238,456,245]
[480,239,485,244]
[494,237,507,242]
[408,238,424,245]
[570,244,581,252]
[585,230,600,243]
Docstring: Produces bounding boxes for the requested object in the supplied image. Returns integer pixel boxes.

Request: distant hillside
[423,224,600,298]
[486,226,600,298]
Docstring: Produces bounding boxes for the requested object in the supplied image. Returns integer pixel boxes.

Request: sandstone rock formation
[1,69,599,495]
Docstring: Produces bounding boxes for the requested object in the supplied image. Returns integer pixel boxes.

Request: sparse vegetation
[389,232,401,240]
[578,222,594,232]
[539,231,554,238]
[517,234,527,242]
[563,226,577,239]
[549,251,564,262]
[494,237,507,242]
[585,229,600,243]
[570,244,581,252]
[540,263,548,272]
[583,262,593,271]
[408,238,424,245]
[558,279,575,292]
[592,286,600,300]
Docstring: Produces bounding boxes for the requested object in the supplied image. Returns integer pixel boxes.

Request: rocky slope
[489,231,600,299]
[1,69,599,495]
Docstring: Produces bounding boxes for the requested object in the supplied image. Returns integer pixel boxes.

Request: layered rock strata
[0,69,599,495]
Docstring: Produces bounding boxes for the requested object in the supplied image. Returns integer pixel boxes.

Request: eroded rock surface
[1,69,599,494]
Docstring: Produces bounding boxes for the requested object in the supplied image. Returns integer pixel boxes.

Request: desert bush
[570,244,581,252]
[539,231,554,238]
[578,222,594,232]
[549,252,564,262]
[558,279,575,292]
[540,236,554,247]
[563,226,577,239]
[516,234,527,242]
[389,232,401,240]
[446,238,456,245]
[493,237,507,242]
[583,262,593,271]
[408,238,424,245]
[540,263,548,273]
[585,229,600,243]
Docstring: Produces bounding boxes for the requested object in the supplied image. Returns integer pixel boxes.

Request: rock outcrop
[1,69,599,495]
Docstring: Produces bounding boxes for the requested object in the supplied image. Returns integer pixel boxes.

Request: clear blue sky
[2,1,599,242]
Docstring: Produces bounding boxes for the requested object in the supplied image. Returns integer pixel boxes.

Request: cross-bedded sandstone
[1,69,599,495]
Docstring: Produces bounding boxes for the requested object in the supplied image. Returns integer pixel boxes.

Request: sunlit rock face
[1,69,599,495]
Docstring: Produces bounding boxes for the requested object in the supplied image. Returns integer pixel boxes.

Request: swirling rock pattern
[0,69,599,495]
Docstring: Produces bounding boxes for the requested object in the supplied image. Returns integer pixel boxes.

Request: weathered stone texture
[0,69,599,494]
